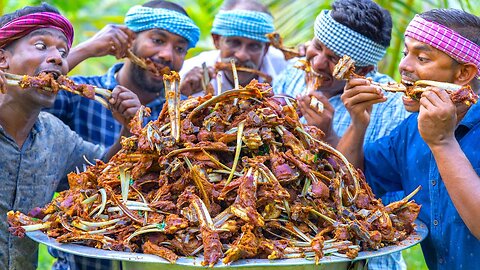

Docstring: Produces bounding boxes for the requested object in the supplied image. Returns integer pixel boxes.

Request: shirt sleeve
[363,124,405,198]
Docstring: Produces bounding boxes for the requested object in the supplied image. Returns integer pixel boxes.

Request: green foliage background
[1,0,478,269]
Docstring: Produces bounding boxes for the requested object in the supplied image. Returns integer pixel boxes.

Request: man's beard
[130,63,165,95]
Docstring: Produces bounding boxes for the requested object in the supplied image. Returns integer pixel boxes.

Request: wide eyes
[34,41,68,58]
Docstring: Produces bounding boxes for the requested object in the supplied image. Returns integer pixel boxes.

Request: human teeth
[311,69,322,77]
[402,79,414,86]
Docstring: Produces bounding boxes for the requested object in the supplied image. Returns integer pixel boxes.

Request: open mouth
[401,79,415,89]
[37,70,61,80]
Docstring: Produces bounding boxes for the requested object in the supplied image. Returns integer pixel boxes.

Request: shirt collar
[104,63,124,89]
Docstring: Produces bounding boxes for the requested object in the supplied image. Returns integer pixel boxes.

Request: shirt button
[431,180,436,186]
[433,220,439,226]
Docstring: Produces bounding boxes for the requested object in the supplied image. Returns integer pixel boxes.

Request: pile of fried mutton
[8,76,421,266]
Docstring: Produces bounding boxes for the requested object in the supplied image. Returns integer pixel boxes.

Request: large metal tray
[27,220,427,269]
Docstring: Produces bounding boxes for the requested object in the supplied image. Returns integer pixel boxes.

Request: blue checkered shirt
[45,63,166,148]
[273,60,409,270]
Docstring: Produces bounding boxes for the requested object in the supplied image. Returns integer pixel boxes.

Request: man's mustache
[220,57,257,70]
[151,58,174,71]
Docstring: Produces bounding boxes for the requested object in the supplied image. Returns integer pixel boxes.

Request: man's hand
[109,85,141,127]
[297,92,334,133]
[418,87,457,147]
[341,78,386,130]
[296,41,310,57]
[180,66,215,96]
[68,25,135,70]
[85,24,135,59]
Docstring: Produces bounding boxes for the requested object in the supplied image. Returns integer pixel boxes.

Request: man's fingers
[116,99,141,115]
[308,93,333,112]
[343,84,382,98]
[344,78,372,90]
[117,25,136,41]
[420,88,445,108]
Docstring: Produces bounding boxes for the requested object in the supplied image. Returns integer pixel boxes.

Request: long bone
[4,72,112,108]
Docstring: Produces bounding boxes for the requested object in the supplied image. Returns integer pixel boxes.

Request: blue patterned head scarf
[211,10,275,43]
[314,10,387,67]
[125,5,200,49]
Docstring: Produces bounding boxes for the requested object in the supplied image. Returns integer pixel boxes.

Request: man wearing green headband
[274,1,408,269]
[45,1,199,269]
[179,0,289,96]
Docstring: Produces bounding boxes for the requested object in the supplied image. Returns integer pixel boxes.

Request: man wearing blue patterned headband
[179,0,289,96]
[45,1,199,270]
[274,1,408,270]
[46,0,199,149]
[275,0,408,148]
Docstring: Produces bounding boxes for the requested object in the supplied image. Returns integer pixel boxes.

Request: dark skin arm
[67,25,135,71]
[336,78,386,169]
[419,87,480,239]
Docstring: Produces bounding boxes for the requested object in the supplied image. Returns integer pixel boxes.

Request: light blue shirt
[273,60,409,270]
[273,60,409,144]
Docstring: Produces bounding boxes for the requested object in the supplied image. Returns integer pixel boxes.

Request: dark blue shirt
[364,102,480,270]
[45,63,165,148]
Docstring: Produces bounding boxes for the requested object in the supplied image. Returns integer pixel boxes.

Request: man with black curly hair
[274,1,408,269]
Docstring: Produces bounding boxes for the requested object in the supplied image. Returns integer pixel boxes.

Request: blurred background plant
[1,0,478,269]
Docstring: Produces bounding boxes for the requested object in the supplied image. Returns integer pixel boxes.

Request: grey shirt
[0,112,104,270]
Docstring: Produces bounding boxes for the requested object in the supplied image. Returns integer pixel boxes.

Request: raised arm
[67,24,134,70]
[336,77,386,169]
[419,87,480,239]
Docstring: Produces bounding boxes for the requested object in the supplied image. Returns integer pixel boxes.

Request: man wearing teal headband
[46,0,200,149]
[179,0,288,96]
[274,1,408,269]
[337,9,480,270]
[45,1,199,269]
[0,3,141,269]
